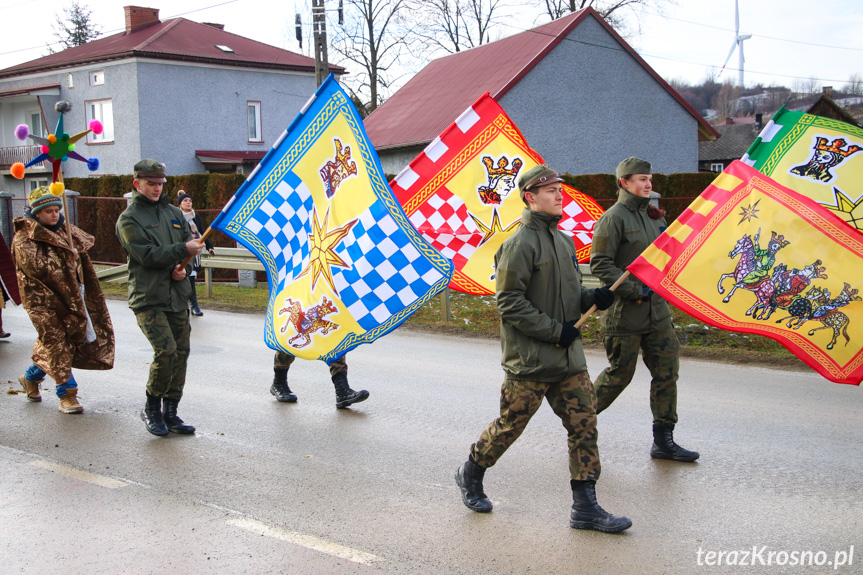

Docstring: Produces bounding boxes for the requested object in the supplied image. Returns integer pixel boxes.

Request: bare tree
[843,73,863,97]
[711,81,741,120]
[535,0,671,35]
[792,77,820,97]
[416,0,508,54]
[51,1,101,52]
[329,0,417,112]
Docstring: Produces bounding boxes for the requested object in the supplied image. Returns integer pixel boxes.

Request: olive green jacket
[590,188,672,335]
[116,191,192,312]
[496,208,596,381]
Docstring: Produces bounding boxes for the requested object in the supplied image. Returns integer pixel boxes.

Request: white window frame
[89,69,105,86]
[248,101,262,143]
[710,162,724,172]
[27,177,49,192]
[85,98,115,144]
[28,111,46,138]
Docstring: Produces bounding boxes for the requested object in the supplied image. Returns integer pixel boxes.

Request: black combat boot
[141,393,169,436]
[270,368,297,402]
[455,456,493,512]
[650,423,699,462]
[162,397,196,434]
[570,480,632,533]
[332,371,368,409]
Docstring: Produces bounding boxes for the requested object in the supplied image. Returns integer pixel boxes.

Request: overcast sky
[1,0,861,93]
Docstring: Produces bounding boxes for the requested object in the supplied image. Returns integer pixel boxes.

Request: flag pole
[57,170,83,284]
[179,226,214,270]
[574,270,630,329]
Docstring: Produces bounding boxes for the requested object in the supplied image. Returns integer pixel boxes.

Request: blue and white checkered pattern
[333,200,445,330]
[242,171,314,286]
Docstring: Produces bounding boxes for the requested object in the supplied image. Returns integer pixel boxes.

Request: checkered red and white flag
[390,93,604,295]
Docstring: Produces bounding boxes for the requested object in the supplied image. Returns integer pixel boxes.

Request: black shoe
[191,304,203,316]
[455,457,493,513]
[650,423,699,462]
[162,397,196,434]
[332,371,368,409]
[570,480,631,533]
[141,394,169,436]
[270,382,297,402]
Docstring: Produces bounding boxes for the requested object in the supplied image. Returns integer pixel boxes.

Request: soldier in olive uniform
[116,159,205,437]
[455,164,631,534]
[590,157,699,462]
[270,351,369,409]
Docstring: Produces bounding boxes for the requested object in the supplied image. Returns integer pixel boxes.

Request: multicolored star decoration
[10,100,102,196]
[296,207,358,293]
[469,208,521,245]
[738,199,761,225]
[822,187,863,231]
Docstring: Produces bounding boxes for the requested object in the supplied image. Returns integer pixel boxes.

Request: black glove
[559,321,580,348]
[593,286,616,310]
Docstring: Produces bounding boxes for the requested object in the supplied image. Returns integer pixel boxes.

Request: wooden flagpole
[179,226,214,270]
[574,270,630,329]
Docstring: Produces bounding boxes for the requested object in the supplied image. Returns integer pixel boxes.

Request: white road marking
[30,460,128,489]
[227,517,380,565]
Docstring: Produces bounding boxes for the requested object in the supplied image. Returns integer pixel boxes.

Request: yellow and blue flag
[212,75,453,363]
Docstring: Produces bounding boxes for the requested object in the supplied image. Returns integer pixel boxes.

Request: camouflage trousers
[593,323,679,425]
[470,371,601,482]
[274,351,347,377]
[136,310,191,400]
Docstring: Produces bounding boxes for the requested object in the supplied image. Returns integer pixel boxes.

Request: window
[28,112,45,138]
[710,163,724,172]
[28,178,49,192]
[67,73,74,89]
[89,70,105,86]
[85,99,114,143]
[248,101,262,142]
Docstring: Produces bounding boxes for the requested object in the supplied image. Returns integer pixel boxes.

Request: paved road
[1,301,860,574]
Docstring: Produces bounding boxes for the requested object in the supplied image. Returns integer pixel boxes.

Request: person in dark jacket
[454,164,631,534]
[270,350,368,409]
[177,191,214,316]
[116,159,204,437]
[590,157,699,462]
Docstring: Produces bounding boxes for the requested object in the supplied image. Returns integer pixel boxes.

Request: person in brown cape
[12,186,114,413]
[0,229,21,337]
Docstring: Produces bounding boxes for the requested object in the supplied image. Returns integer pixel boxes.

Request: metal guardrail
[96,249,601,319]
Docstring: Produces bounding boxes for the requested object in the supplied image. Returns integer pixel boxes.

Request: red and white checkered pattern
[558,196,596,249]
[409,189,482,269]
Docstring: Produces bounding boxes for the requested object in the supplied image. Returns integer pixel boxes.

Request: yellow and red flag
[742,107,863,232]
[628,160,863,385]
[389,93,604,295]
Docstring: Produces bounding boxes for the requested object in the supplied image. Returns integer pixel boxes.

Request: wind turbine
[719,0,752,87]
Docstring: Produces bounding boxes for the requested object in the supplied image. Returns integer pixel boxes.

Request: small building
[364,7,717,177]
[698,115,763,173]
[0,5,343,199]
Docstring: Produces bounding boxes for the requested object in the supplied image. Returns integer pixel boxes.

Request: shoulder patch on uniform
[171,219,182,229]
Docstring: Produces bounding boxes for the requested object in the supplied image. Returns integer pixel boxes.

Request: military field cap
[28,186,63,215]
[518,164,564,199]
[615,157,652,179]
[134,158,167,183]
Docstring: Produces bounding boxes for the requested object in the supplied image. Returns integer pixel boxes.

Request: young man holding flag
[455,164,631,533]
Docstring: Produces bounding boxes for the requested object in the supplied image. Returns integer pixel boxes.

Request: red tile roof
[0,18,344,78]
[364,7,717,150]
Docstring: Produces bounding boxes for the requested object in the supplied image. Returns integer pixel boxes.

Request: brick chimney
[124,6,160,33]
[823,86,833,98]
[725,117,734,125]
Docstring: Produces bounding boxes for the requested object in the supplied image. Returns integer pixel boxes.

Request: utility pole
[312,0,328,87]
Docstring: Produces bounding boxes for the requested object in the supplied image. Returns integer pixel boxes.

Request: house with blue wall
[0,5,343,199]
[364,7,717,177]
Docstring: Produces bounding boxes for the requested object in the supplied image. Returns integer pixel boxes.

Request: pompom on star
[10,100,102,183]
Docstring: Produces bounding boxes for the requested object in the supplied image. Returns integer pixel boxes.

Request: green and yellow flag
[742,107,863,231]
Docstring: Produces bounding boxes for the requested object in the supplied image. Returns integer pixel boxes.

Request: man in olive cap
[116,159,205,437]
[590,157,699,462]
[455,164,631,533]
